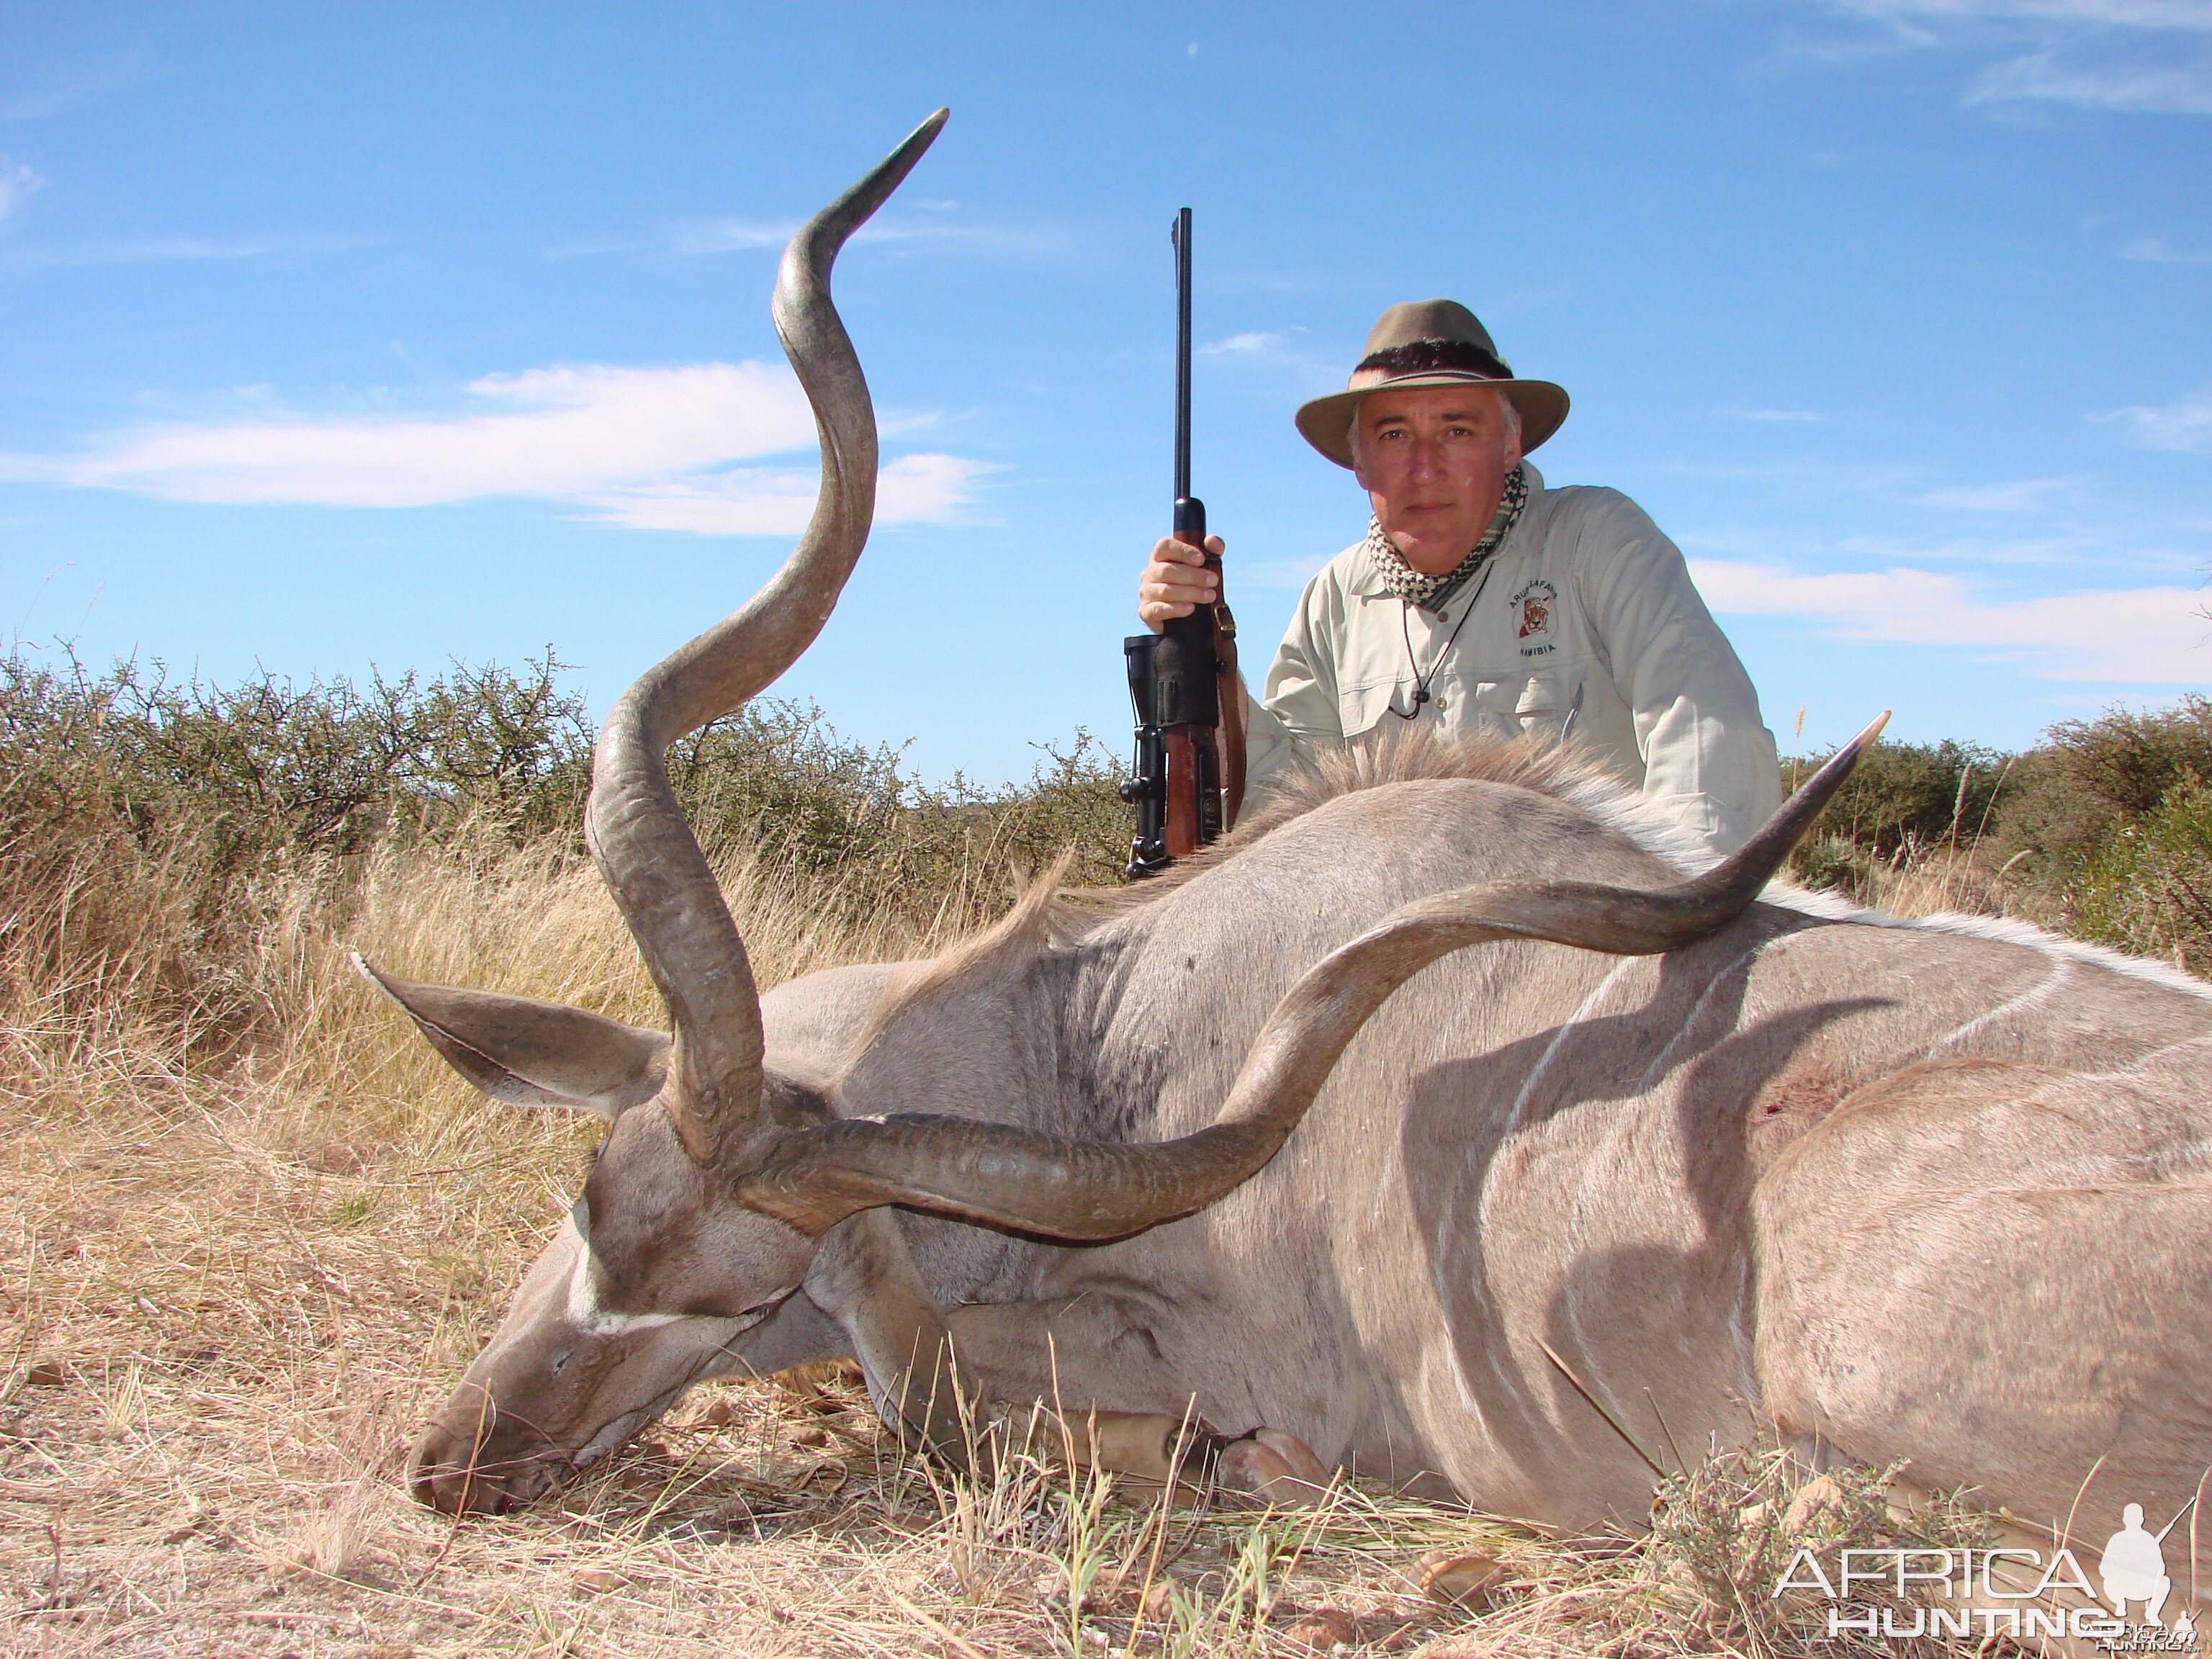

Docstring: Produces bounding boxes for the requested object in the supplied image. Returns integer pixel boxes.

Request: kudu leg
[940,1292,1331,1505]
[804,1214,1327,1503]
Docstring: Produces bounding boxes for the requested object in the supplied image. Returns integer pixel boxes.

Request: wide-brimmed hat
[1294,299,1569,469]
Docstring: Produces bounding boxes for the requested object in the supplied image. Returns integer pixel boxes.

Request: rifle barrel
[1172,207,1192,505]
[2155,1493,2200,1543]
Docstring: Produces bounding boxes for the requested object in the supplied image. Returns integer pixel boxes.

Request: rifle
[1121,207,1244,878]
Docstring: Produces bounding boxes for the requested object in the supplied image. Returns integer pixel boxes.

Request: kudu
[366,114,2212,1560]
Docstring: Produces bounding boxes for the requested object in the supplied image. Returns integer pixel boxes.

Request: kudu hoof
[1211,1428,1333,1507]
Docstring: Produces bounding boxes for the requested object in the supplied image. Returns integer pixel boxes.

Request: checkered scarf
[1364,463,1529,613]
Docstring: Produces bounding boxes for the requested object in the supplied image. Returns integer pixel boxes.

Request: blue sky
[1,1,2207,782]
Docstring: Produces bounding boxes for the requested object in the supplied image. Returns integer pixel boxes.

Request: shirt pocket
[1512,670,1583,740]
[1336,678,1412,739]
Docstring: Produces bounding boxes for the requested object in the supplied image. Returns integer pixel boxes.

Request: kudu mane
[1133,728,1717,893]
[867,729,1713,1030]
[878,723,2212,1039]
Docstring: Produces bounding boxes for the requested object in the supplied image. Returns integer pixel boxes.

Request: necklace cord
[1390,559,1493,721]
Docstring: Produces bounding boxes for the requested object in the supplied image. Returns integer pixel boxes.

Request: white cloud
[1836,1,2212,28]
[1814,0,2212,114]
[1969,48,2212,110]
[19,238,255,266]
[1837,532,2087,562]
[0,361,986,531]
[2105,387,2212,453]
[4,235,379,267]
[0,153,43,226]
[2121,235,2212,262]
[671,220,793,255]
[1694,558,2212,680]
[671,215,1070,258]
[0,53,161,121]
[1201,331,1285,356]
[1917,477,2073,509]
[577,453,994,534]
[1242,552,1335,590]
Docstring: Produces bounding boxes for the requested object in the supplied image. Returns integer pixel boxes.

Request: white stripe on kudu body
[1928,955,2073,1056]
[1509,957,1642,1130]
[1632,936,1779,1094]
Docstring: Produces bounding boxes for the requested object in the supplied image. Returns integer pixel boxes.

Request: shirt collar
[1346,462,1545,600]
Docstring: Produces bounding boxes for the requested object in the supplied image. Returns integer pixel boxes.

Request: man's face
[1351,385,1523,575]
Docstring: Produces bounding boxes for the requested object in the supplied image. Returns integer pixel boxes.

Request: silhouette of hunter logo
[2100,1498,2199,1628]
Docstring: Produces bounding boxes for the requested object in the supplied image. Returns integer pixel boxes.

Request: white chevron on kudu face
[359,113,2212,1601]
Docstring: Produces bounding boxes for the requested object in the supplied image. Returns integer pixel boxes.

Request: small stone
[694,1398,738,1428]
[1139,1581,1176,1619]
[642,1441,671,1459]
[1280,1608,1357,1653]
[572,1565,629,1593]
[1419,1547,1509,1609]
[792,1426,829,1448]
[22,1360,69,1388]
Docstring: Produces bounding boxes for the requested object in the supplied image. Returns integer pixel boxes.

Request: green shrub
[2069,772,2212,975]
[1779,739,2014,861]
[0,645,1133,1057]
[0,647,595,871]
[667,704,1128,895]
[12,639,2211,1045]
[1784,832,1880,904]
[2046,696,2212,816]
[1990,696,2212,885]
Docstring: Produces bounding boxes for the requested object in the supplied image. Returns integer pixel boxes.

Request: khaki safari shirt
[1244,464,1781,856]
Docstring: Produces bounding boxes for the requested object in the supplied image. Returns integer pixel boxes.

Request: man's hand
[1137,534,1224,632]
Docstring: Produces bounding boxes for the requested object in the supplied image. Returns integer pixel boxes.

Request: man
[2099,1503,2175,1627]
[1138,300,1781,856]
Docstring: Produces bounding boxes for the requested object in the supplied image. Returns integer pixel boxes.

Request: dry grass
[4,835,2017,1658]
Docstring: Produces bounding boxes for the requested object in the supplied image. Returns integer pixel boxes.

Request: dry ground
[2,838,2021,1658]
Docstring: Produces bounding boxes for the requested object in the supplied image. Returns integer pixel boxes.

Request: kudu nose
[409,1410,557,1515]
[410,1418,498,1514]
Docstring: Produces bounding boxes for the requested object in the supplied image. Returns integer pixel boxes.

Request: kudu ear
[351,954,668,1121]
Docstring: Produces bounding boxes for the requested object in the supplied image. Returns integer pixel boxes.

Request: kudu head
[367,109,1888,1514]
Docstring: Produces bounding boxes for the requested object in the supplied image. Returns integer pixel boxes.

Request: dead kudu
[365,114,2212,1566]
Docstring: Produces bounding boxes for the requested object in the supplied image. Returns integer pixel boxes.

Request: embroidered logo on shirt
[1514,579,1555,639]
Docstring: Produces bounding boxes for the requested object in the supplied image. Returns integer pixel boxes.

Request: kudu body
[369,114,2212,1547]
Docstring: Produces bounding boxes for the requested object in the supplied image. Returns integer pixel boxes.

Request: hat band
[1352,339,1513,385]
[1346,364,1514,394]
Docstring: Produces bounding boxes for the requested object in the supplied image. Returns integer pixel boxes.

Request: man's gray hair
[1346,385,1521,458]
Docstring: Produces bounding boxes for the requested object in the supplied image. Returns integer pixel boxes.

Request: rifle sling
[1214,601,1244,830]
